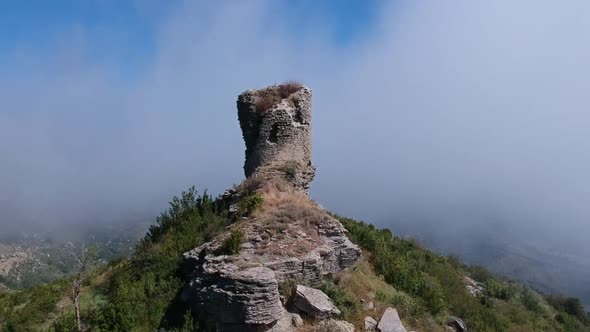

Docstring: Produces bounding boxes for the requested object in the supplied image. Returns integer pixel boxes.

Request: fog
[2,0,590,292]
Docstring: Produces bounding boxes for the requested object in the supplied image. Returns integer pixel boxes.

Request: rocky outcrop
[377,308,408,332]
[237,84,315,192]
[181,83,361,331]
[181,249,283,330]
[293,285,341,319]
[182,217,361,330]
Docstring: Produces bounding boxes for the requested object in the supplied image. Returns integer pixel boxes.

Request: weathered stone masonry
[237,85,316,191]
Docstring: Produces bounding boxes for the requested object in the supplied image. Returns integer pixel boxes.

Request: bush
[486,279,515,300]
[238,192,263,216]
[468,265,494,283]
[220,229,244,255]
[280,161,299,180]
[319,280,359,319]
[91,187,228,331]
[547,295,588,322]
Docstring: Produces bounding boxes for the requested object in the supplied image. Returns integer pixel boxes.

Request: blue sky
[0,0,381,78]
[2,0,590,267]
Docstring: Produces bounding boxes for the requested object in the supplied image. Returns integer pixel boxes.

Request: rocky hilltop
[182,83,363,331]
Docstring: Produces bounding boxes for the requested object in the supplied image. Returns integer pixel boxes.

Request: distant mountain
[0,221,149,289]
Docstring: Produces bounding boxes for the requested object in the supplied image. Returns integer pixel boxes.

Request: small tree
[71,245,98,332]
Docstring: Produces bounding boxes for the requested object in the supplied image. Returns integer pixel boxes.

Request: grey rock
[363,301,375,311]
[447,316,467,332]
[464,276,485,297]
[182,245,283,331]
[292,313,304,327]
[314,319,355,332]
[238,85,315,192]
[365,316,378,330]
[266,310,297,332]
[293,285,341,319]
[377,307,407,332]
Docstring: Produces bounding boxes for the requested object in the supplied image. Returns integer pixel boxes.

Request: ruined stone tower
[237,83,316,192]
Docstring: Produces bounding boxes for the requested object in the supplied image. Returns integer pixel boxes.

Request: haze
[1,1,589,300]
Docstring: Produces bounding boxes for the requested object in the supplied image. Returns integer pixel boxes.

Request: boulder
[447,316,467,332]
[464,276,485,297]
[377,307,407,332]
[363,301,375,311]
[293,285,341,319]
[182,250,284,331]
[265,311,298,332]
[314,319,355,332]
[365,316,378,330]
[292,313,304,327]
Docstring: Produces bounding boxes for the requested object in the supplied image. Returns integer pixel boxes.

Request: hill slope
[0,186,589,331]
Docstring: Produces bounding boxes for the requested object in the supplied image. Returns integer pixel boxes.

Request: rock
[182,246,284,331]
[265,311,297,332]
[293,285,341,319]
[447,316,467,332]
[464,276,485,297]
[363,301,375,311]
[377,307,407,332]
[314,319,355,332]
[237,84,315,192]
[292,313,304,327]
[365,316,378,330]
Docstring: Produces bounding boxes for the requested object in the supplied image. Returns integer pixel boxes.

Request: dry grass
[243,185,328,257]
[277,81,303,98]
[234,175,267,193]
[254,81,303,112]
[257,188,325,231]
[334,257,446,332]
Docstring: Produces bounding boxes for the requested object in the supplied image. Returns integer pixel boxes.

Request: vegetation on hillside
[0,187,229,331]
[0,186,588,331]
[336,215,590,332]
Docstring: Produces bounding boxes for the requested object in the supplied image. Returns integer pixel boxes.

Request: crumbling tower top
[237,82,315,192]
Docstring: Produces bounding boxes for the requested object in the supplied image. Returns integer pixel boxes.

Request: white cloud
[1,0,590,258]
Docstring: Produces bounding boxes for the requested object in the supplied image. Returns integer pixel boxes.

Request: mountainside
[392,220,590,310]
[1,83,589,331]
[0,223,147,290]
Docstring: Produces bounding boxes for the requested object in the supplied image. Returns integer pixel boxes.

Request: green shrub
[220,229,244,255]
[91,187,228,331]
[238,192,263,216]
[278,280,297,300]
[319,280,358,319]
[521,288,543,313]
[468,265,494,283]
[334,214,587,332]
[486,279,515,300]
